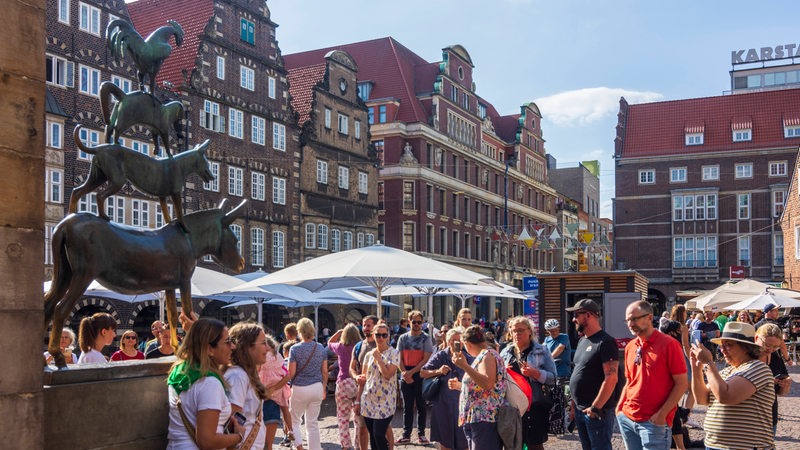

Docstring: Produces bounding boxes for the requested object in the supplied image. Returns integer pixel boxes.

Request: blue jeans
[575,408,615,450]
[616,412,671,450]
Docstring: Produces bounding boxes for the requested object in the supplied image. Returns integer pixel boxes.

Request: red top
[110,350,145,361]
[619,329,686,426]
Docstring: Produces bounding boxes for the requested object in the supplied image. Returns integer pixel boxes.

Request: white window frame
[795,227,800,259]
[251,171,265,201]
[77,128,99,160]
[78,2,100,35]
[357,232,365,248]
[354,119,361,139]
[272,230,285,268]
[230,224,242,256]
[45,169,62,203]
[240,65,255,91]
[338,113,349,135]
[733,129,752,142]
[358,171,368,194]
[58,0,70,24]
[317,224,329,250]
[638,169,655,185]
[673,235,717,268]
[305,223,316,249]
[251,228,264,267]
[738,236,751,266]
[785,125,800,138]
[366,233,375,246]
[735,163,753,179]
[670,167,687,183]
[775,233,784,266]
[46,54,74,88]
[111,75,132,93]
[201,100,225,133]
[228,166,243,196]
[204,162,219,192]
[47,121,63,148]
[272,176,286,205]
[774,190,786,218]
[701,165,719,181]
[316,160,328,184]
[272,123,285,151]
[769,161,787,177]
[738,193,750,219]
[268,77,276,99]
[685,133,704,146]
[45,224,55,265]
[79,64,100,96]
[106,196,125,224]
[131,199,150,228]
[216,56,225,79]
[343,231,353,250]
[331,229,341,252]
[324,108,331,129]
[251,116,265,145]
[130,140,151,156]
[228,108,243,139]
[78,192,97,214]
[338,166,349,189]
[155,203,173,228]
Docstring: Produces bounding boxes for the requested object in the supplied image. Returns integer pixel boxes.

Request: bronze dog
[69,125,214,230]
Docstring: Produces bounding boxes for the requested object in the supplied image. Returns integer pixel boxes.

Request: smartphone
[224,411,247,433]
[453,341,462,353]
[691,330,702,346]
[776,374,790,380]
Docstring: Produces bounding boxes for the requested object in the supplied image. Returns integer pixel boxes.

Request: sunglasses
[634,347,642,366]
[123,335,138,340]
[411,321,422,325]
[374,333,389,338]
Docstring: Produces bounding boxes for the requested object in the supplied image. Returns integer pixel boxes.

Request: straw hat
[710,321,758,348]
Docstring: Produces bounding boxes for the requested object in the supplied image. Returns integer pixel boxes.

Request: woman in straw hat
[690,321,774,450]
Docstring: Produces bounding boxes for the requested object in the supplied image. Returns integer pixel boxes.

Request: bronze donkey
[44,200,247,369]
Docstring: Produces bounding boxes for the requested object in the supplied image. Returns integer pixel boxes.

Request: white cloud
[535,87,663,127]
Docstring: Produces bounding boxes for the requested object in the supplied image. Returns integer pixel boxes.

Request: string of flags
[484,223,612,261]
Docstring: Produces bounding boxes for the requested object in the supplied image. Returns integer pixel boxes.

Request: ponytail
[78,312,117,353]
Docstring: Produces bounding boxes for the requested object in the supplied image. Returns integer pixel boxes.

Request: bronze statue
[106,19,184,93]
[100,81,184,158]
[69,125,213,230]
[44,200,247,369]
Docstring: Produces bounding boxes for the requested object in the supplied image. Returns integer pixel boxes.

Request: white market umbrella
[695,279,800,311]
[375,283,526,316]
[232,243,497,318]
[725,292,800,312]
[42,279,160,303]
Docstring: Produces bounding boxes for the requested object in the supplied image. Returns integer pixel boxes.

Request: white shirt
[224,366,265,449]
[167,376,231,450]
[77,349,107,364]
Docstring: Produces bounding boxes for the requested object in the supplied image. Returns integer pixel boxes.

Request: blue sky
[269,0,798,217]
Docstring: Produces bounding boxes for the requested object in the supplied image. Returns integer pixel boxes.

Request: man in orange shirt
[616,300,687,450]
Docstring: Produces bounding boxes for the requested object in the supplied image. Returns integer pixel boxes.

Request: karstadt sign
[732,43,800,64]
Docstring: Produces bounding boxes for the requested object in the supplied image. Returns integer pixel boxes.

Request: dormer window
[686,133,704,146]
[732,118,752,142]
[685,123,704,146]
[733,129,752,142]
[784,118,800,138]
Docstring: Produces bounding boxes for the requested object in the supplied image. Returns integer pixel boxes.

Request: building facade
[614,89,800,306]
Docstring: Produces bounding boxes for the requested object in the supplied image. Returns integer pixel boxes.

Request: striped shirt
[704,359,775,450]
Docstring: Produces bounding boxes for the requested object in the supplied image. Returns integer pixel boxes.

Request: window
[670,167,687,183]
[216,56,225,80]
[343,231,353,250]
[111,75,132,93]
[673,193,717,221]
[702,165,719,181]
[357,82,372,101]
[79,65,100,96]
[251,228,264,266]
[769,161,787,177]
[305,223,316,249]
[268,77,276,99]
[58,0,69,23]
[228,108,243,139]
[357,232,365,248]
[738,236,751,266]
[272,231,285,268]
[638,169,655,184]
[774,190,786,217]
[735,163,752,179]
[317,224,329,250]
[673,236,717,268]
[331,229,341,252]
[378,105,386,123]
[316,160,328,184]
[46,55,74,87]
[738,193,750,219]
[403,181,415,209]
[131,199,150,228]
[354,120,361,139]
[402,222,415,251]
[240,18,255,45]
[204,162,219,192]
[230,224,242,255]
[685,133,704,145]
[272,177,286,205]
[785,125,800,138]
[450,85,458,102]
[45,225,54,265]
[201,100,225,132]
[228,166,243,196]
[78,192,97,214]
[155,203,173,228]
[106,196,125,224]
[478,103,487,119]
[45,169,62,203]
[324,108,331,129]
[338,166,349,189]
[251,172,265,201]
[366,233,375,246]
[47,121,63,148]
[775,233,784,266]
[77,128,99,160]
[358,171,368,194]
[251,116,265,145]
[338,114,348,134]
[79,2,100,35]
[240,66,254,91]
[272,123,285,151]
[733,129,752,142]
[368,108,374,125]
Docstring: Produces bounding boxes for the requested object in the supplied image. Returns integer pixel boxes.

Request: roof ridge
[387,37,425,122]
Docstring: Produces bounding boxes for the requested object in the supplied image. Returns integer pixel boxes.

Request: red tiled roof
[621,89,800,158]
[127,0,214,91]
[287,63,326,126]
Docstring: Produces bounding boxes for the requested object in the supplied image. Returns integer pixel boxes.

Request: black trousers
[364,416,393,450]
[400,370,426,437]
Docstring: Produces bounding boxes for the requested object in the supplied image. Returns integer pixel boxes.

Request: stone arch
[444,45,474,67]
[126,300,160,328]
[324,50,358,72]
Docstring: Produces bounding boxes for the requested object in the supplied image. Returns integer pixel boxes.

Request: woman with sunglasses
[359,323,400,450]
[166,317,244,450]
[111,330,145,361]
[225,322,269,450]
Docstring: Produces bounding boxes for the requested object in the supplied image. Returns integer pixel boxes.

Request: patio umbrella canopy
[42,279,160,303]
[694,279,800,311]
[232,243,497,318]
[375,283,527,315]
[724,292,800,312]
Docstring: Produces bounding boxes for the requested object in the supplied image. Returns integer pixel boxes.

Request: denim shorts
[263,399,281,424]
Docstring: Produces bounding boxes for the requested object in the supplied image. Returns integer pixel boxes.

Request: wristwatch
[590,406,602,415]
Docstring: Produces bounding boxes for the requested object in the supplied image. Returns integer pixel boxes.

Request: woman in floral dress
[358,323,400,450]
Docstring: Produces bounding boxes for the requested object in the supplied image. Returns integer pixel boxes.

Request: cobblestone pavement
[273,364,800,449]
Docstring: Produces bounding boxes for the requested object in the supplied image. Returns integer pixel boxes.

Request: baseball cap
[763,303,778,314]
[565,299,600,315]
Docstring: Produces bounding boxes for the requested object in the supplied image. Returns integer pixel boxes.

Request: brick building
[614,89,800,307]
[284,39,558,322]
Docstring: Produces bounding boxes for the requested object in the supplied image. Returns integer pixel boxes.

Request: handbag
[530,379,554,412]
[422,375,442,401]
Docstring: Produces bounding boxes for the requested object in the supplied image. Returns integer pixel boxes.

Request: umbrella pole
[258,298,263,325]
[428,294,433,325]
[314,304,319,337]
[376,286,383,320]
[159,294,165,323]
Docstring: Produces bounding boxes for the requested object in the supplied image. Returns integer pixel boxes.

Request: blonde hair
[228,322,268,400]
[296,318,315,340]
[120,330,138,351]
[755,322,783,339]
[171,318,228,389]
[341,323,361,346]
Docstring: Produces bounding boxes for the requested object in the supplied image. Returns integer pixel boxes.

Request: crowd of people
[44,299,797,449]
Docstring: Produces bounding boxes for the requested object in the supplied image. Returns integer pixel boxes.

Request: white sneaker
[685,418,703,429]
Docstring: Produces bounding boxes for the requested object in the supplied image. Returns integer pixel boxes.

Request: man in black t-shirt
[567,299,624,450]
